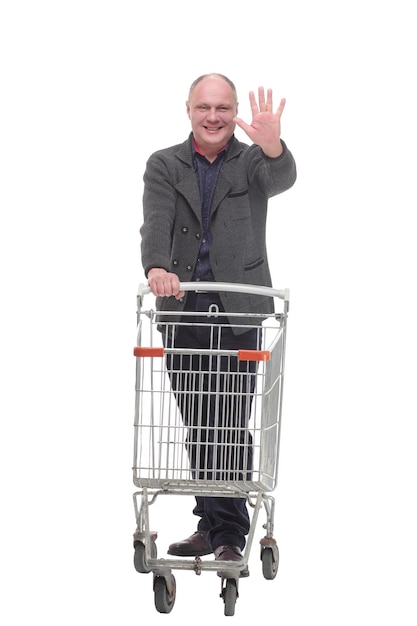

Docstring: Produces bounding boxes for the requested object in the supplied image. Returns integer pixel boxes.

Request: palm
[234,87,285,157]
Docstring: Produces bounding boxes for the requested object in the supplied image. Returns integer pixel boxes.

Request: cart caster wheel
[261,545,279,580]
[221,579,238,616]
[133,540,157,573]
[154,575,176,613]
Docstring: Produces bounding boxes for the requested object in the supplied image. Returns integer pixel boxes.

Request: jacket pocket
[228,188,248,198]
[244,257,265,271]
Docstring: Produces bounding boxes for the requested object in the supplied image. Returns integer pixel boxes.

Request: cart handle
[138,281,289,301]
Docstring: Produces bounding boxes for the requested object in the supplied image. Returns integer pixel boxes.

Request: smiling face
[186,75,238,161]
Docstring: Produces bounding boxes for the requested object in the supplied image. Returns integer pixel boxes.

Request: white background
[1,1,416,623]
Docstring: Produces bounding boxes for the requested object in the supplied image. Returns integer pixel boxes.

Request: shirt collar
[192,136,229,158]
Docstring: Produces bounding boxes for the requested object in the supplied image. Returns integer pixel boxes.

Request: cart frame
[132,282,289,615]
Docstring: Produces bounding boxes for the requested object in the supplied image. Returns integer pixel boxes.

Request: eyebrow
[195,102,233,108]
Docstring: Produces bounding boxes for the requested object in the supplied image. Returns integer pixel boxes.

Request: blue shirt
[192,148,226,282]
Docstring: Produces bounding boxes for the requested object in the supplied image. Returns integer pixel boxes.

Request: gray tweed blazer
[140,133,296,329]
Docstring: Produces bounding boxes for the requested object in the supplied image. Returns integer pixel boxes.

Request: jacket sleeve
[140,152,177,277]
[246,139,297,198]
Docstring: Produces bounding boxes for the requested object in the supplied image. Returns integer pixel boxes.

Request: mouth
[204,126,222,132]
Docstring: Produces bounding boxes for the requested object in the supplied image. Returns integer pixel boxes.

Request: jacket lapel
[175,169,201,221]
[210,171,232,217]
[174,135,242,221]
[211,138,241,216]
[174,139,201,221]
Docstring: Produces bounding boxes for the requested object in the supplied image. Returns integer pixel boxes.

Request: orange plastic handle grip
[133,347,165,357]
[238,350,271,362]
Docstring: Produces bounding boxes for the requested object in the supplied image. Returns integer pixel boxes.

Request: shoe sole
[167,549,213,557]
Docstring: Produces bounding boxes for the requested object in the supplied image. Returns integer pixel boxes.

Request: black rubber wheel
[133,540,157,573]
[223,579,238,616]
[154,575,176,614]
[261,546,279,580]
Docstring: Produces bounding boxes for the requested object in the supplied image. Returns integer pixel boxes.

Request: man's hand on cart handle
[147,268,185,300]
[141,277,289,301]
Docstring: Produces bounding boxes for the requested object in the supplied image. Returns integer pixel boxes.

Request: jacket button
[186,265,192,272]
[181,226,188,234]
[195,232,201,239]
[173,260,179,266]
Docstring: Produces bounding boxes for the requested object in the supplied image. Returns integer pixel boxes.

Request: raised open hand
[234,87,285,158]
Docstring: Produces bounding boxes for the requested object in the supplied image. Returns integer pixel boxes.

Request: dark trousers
[163,292,260,550]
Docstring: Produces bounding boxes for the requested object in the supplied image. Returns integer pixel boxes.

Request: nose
[207,107,219,121]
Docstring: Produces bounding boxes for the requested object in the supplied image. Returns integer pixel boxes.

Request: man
[140,73,296,572]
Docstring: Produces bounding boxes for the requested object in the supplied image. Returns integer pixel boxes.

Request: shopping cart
[132,282,289,616]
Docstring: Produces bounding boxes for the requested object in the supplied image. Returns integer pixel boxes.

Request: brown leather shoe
[168,531,212,556]
[214,545,249,577]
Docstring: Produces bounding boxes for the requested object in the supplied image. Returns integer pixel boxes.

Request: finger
[258,86,266,111]
[275,97,286,117]
[152,278,167,297]
[233,116,252,134]
[266,88,273,112]
[149,274,176,297]
[248,90,259,114]
[169,275,181,297]
[148,278,160,296]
